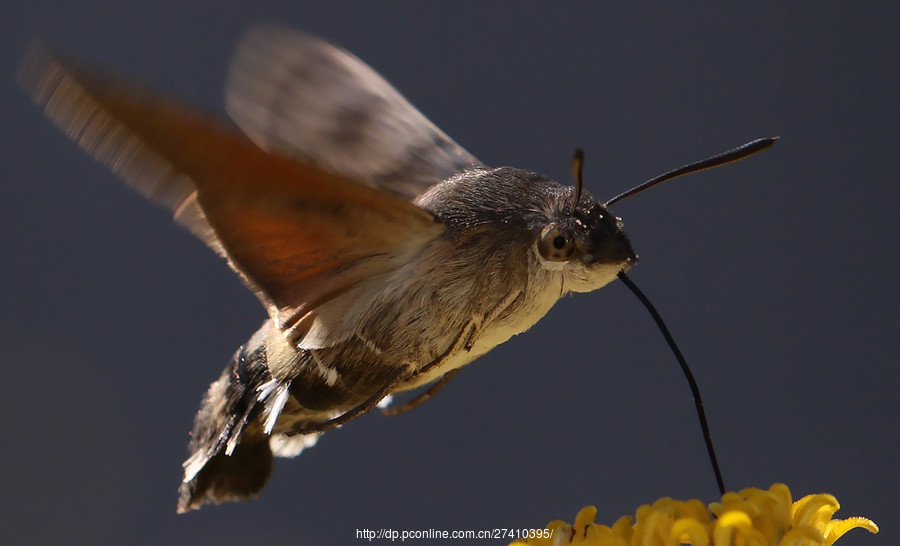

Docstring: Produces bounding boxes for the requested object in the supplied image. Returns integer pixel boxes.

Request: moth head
[535,137,779,292]
[415,165,637,293]
[534,184,637,293]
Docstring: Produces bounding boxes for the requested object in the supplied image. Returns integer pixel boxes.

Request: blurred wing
[20,46,445,328]
[225,26,482,199]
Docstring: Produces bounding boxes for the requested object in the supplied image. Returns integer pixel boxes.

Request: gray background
[2,2,897,545]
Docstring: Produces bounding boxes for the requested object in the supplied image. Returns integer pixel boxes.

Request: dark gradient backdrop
[3,3,898,545]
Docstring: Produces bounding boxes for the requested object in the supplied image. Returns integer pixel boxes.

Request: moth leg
[464,289,523,352]
[289,321,475,435]
[284,364,412,436]
[379,321,474,414]
[381,294,521,415]
[380,368,461,416]
[418,321,476,377]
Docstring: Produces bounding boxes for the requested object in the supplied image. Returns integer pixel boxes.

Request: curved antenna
[570,148,584,211]
[604,137,777,207]
[617,271,727,496]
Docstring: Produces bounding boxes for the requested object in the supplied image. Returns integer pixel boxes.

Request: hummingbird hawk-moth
[20,26,773,512]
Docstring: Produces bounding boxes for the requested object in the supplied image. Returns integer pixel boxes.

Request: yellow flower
[512,484,877,546]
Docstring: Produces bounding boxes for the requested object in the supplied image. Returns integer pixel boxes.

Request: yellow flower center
[512,484,877,546]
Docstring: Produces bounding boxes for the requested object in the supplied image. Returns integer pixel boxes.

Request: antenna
[571,148,584,211]
[605,137,777,207]
[604,138,778,494]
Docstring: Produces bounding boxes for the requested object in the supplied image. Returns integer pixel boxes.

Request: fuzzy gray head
[415,166,637,293]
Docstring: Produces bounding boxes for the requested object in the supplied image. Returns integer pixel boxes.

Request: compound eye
[537,225,576,262]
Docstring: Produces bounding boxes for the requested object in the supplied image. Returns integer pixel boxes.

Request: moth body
[177,165,635,510]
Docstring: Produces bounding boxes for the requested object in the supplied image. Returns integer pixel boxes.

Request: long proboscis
[617,271,727,496]
[604,137,777,207]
